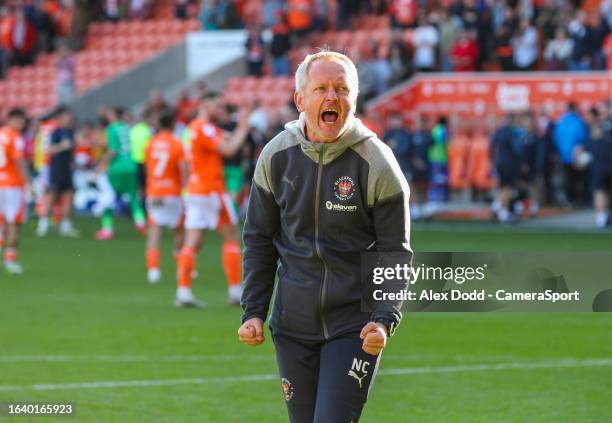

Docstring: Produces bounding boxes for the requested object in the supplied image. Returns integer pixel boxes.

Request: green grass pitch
[1,217,611,422]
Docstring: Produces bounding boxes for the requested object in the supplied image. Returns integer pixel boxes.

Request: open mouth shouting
[320,108,340,126]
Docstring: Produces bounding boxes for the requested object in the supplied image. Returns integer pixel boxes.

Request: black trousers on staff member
[273,332,381,423]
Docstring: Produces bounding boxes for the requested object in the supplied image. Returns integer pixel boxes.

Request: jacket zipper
[314,148,330,339]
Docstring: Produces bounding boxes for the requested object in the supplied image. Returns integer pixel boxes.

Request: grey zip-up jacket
[241,113,412,341]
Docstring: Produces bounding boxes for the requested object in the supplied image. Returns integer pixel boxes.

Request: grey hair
[294,51,359,99]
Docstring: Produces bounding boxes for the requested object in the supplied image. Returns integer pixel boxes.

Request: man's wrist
[241,312,265,324]
[373,317,397,337]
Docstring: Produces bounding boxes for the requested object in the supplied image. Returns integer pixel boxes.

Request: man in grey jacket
[238,51,412,422]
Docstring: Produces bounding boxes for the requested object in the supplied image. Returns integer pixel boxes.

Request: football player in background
[143,111,188,283]
[0,108,31,274]
[95,107,147,240]
[36,106,80,237]
[33,110,59,233]
[175,93,250,307]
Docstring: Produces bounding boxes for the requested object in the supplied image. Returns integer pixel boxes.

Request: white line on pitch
[0,353,517,363]
[0,355,274,363]
[0,358,610,392]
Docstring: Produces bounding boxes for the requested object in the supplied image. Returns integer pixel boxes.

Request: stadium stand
[222,75,295,123]
[0,2,200,118]
[77,18,200,92]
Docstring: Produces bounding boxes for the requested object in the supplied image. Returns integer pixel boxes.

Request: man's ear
[294,91,304,113]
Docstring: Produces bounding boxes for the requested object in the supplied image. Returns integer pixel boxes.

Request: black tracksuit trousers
[273,332,382,423]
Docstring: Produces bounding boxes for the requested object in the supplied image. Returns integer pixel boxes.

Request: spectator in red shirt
[4,7,37,67]
[450,28,479,72]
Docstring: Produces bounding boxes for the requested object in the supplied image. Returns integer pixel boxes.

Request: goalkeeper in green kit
[95,107,146,240]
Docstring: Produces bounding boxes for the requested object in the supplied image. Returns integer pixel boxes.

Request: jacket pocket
[276,275,321,337]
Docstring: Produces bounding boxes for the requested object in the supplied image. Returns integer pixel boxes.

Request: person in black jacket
[491,114,520,222]
[37,106,79,237]
[238,51,412,422]
[245,27,265,77]
[590,111,612,227]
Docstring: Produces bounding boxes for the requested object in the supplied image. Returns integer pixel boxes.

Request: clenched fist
[238,317,265,346]
[360,322,387,356]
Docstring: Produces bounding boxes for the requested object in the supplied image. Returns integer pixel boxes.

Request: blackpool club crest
[281,378,294,401]
[334,176,355,201]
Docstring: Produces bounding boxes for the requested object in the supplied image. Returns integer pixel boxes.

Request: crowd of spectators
[0,0,73,77]
[3,1,611,109]
[0,0,159,81]
[381,99,612,226]
[195,0,611,88]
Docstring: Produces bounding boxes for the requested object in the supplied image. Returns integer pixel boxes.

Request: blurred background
[0,0,611,227]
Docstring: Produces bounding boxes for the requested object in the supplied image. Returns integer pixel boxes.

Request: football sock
[102,210,114,232]
[52,202,62,225]
[595,211,609,228]
[131,199,146,226]
[498,208,510,222]
[4,247,17,263]
[59,219,73,231]
[222,241,242,286]
[177,246,196,288]
[146,248,160,270]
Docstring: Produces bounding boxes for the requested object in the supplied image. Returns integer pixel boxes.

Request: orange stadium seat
[34,53,55,67]
[113,21,132,35]
[125,20,146,34]
[280,77,295,91]
[225,77,243,91]
[223,77,295,112]
[258,76,277,90]
[241,76,260,91]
